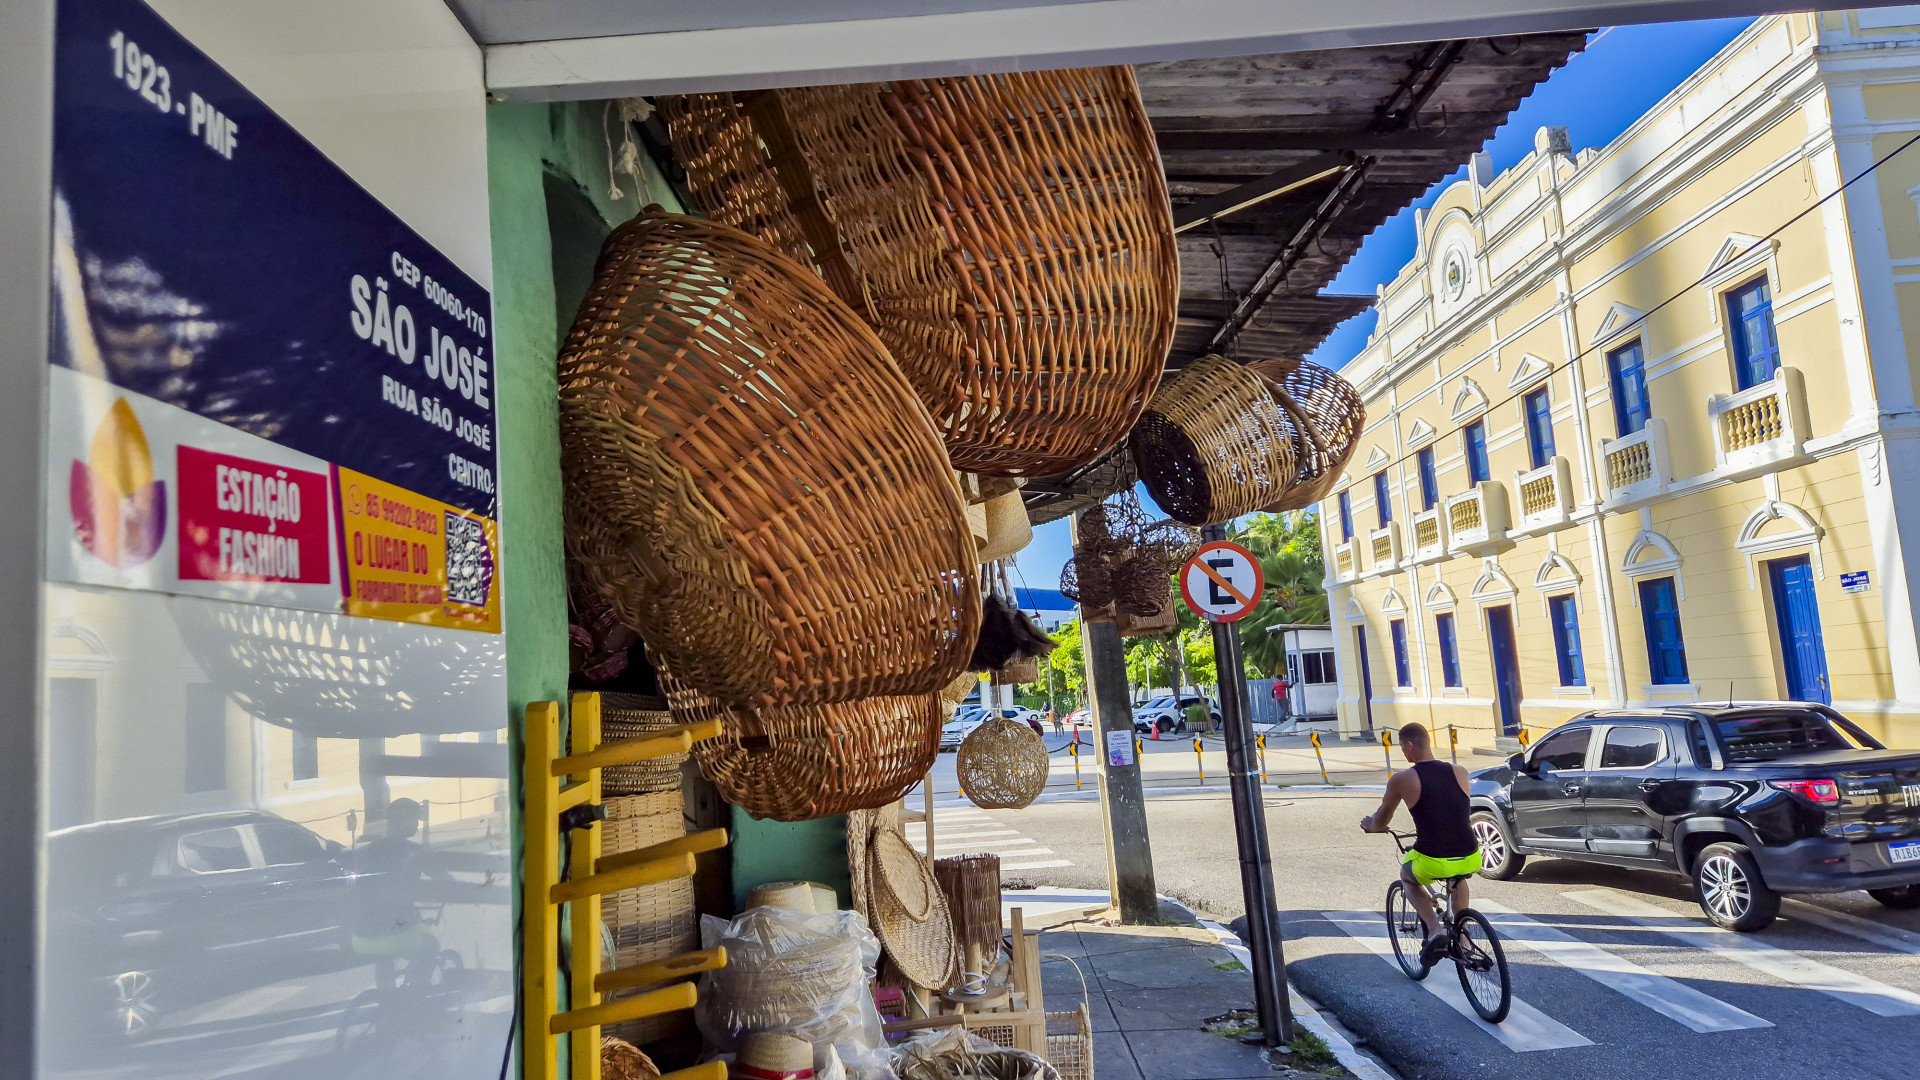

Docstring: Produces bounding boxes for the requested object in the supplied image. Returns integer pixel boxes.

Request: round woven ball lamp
[956,718,1050,810]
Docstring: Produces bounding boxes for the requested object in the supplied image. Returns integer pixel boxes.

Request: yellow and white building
[1321,10,1920,750]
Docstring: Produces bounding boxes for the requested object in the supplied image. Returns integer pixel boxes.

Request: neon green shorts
[1403,848,1482,886]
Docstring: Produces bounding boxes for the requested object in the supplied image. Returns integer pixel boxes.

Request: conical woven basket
[1130,355,1301,527]
[662,68,1178,478]
[559,212,981,708]
[1246,358,1365,512]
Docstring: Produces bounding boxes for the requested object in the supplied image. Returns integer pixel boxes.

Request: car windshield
[1712,710,1856,762]
[1146,697,1174,708]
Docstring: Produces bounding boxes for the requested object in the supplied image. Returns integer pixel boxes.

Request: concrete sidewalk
[1026,904,1391,1080]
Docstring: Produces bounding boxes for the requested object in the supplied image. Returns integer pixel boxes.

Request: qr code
[444,511,495,608]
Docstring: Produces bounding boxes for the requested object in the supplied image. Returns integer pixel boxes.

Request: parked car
[940,705,988,750]
[989,706,1046,734]
[1064,708,1090,730]
[46,810,356,1040]
[1132,695,1221,735]
[1469,703,1920,931]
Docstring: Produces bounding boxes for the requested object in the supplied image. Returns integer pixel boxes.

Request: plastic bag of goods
[698,906,892,1079]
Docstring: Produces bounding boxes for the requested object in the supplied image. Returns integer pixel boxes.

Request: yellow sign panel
[337,467,500,633]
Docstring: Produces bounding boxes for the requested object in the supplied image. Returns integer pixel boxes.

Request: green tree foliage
[1046,618,1086,695]
[1231,511,1329,678]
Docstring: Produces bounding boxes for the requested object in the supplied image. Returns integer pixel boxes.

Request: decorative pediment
[1407,418,1437,447]
[1343,598,1366,622]
[1588,301,1648,347]
[1380,588,1407,614]
[1471,561,1517,601]
[1621,529,1681,577]
[1734,500,1824,587]
[1365,445,1391,469]
[1535,551,1581,589]
[1424,582,1457,610]
[1706,233,1772,278]
[1506,354,1554,392]
[1449,377,1489,423]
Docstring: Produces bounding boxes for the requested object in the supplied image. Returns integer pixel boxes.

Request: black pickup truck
[1468,703,1920,930]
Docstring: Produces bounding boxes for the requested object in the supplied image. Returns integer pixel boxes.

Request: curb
[1187,914,1401,1080]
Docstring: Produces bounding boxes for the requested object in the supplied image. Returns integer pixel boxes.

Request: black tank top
[1408,759,1476,858]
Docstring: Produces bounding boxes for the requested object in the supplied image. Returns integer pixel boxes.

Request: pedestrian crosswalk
[909,806,1072,872]
[1319,886,1920,1053]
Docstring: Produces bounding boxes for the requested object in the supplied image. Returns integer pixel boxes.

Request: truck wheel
[1693,842,1779,931]
[1471,811,1526,880]
[1868,885,1920,909]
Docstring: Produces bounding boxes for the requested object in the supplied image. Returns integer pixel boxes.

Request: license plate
[1892,840,1920,865]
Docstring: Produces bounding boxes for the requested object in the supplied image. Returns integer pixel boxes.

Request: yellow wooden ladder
[525,691,731,1080]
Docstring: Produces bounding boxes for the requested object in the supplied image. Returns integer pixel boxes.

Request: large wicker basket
[662,68,1178,478]
[1131,355,1301,527]
[1247,358,1365,512]
[671,681,943,821]
[602,793,698,1045]
[558,212,981,708]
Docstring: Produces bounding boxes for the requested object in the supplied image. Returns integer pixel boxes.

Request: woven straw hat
[975,492,1033,563]
[868,828,959,989]
[746,880,818,913]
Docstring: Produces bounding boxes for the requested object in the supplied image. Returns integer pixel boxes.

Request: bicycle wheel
[1452,909,1511,1023]
[1384,881,1430,981]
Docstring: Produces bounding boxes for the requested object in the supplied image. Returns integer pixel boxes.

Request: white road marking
[1781,898,1920,957]
[1321,911,1593,1052]
[919,828,1022,841]
[1564,889,1920,1017]
[1002,859,1073,871]
[187,983,311,1026]
[1476,901,1771,1033]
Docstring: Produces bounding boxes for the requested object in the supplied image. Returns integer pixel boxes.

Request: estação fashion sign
[45,0,500,632]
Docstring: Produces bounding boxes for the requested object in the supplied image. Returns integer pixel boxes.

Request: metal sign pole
[1200,523,1293,1046]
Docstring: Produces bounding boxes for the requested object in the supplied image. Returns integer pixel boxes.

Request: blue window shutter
[1436,612,1460,688]
[1727,278,1780,391]
[1638,577,1690,685]
[1607,341,1650,435]
[1374,471,1392,526]
[1390,619,1410,687]
[1549,594,1586,687]
[1417,448,1438,510]
[1525,389,1554,469]
[1464,422,1490,484]
[1339,492,1353,540]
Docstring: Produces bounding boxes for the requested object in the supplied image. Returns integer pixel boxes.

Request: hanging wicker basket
[671,681,943,821]
[602,793,698,1045]
[1246,358,1366,512]
[956,718,1050,809]
[1130,355,1301,527]
[558,212,980,708]
[662,68,1178,478]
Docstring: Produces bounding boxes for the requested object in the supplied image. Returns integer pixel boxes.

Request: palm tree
[1228,513,1328,678]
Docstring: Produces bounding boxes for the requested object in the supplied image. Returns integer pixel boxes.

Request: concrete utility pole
[1073,511,1157,923]
[1201,523,1293,1045]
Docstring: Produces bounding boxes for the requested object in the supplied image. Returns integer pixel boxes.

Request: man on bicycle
[1360,722,1478,966]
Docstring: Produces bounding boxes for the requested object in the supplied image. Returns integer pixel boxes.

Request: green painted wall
[730,808,852,910]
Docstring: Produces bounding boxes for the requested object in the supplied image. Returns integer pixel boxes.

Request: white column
[1822,79,1920,706]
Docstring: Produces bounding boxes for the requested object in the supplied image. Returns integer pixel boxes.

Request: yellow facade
[1324,12,1920,752]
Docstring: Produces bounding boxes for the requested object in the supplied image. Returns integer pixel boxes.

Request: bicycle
[1381,830,1511,1023]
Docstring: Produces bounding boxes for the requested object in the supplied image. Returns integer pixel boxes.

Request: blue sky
[1012,17,1755,596]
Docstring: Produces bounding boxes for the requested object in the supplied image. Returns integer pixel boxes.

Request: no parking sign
[1179,541,1264,623]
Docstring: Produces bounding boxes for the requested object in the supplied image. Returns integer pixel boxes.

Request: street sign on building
[1180,540,1264,623]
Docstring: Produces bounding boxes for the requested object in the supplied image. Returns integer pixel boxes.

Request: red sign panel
[176,445,331,584]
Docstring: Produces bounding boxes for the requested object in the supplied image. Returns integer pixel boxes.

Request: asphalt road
[914,786,1920,1080]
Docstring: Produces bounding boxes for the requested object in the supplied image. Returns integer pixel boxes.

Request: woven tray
[662,67,1177,478]
[602,793,697,1044]
[600,693,685,796]
[868,827,960,989]
[559,211,980,709]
